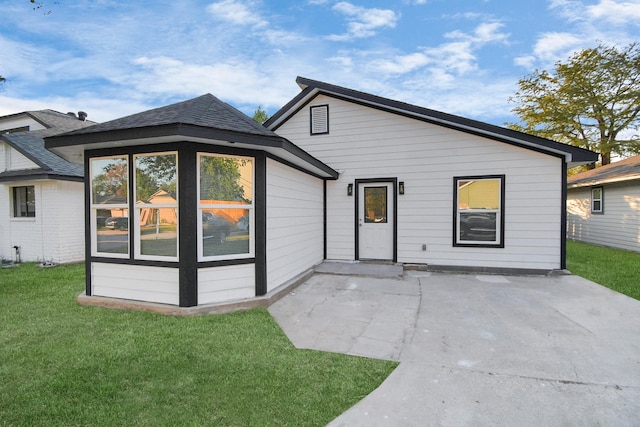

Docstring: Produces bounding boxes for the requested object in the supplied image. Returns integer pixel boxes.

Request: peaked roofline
[265,76,598,165]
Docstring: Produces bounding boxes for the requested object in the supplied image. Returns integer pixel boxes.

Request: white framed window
[310,104,329,135]
[133,152,179,261]
[454,175,505,247]
[12,185,35,218]
[591,187,604,214]
[197,153,254,261]
[90,156,129,257]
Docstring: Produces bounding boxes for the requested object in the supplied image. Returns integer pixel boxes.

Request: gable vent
[310,104,329,135]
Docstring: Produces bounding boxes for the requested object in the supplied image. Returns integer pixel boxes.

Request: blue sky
[1,0,640,126]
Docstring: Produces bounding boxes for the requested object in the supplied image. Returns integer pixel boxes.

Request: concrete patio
[268,263,640,426]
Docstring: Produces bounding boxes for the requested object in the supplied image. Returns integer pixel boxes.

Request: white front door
[358,182,394,260]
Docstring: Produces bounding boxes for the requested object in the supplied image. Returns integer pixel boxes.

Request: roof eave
[45,123,339,179]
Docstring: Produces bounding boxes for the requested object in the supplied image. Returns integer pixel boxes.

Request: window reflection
[96,208,129,254]
[199,154,253,260]
[135,153,178,260]
[364,186,387,223]
[91,157,128,204]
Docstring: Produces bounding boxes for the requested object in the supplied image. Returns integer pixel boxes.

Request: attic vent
[310,104,329,135]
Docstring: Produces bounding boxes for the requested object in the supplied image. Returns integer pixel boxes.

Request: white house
[266,77,598,272]
[567,155,640,252]
[0,110,95,264]
[45,77,597,311]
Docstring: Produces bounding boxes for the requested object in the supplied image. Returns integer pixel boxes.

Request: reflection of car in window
[105,217,128,231]
[202,212,232,243]
[460,212,496,241]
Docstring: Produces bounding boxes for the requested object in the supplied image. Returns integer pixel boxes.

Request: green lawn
[0,263,397,426]
[567,240,640,300]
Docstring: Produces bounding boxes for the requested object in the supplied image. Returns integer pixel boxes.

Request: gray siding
[567,181,640,252]
[276,95,564,270]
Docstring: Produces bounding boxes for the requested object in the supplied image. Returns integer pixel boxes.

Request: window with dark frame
[310,104,329,135]
[454,175,505,247]
[198,153,254,261]
[12,186,35,217]
[591,187,603,213]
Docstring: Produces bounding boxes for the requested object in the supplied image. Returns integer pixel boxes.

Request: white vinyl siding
[7,147,37,171]
[198,264,255,304]
[92,263,179,305]
[567,181,640,253]
[266,159,324,291]
[275,95,564,270]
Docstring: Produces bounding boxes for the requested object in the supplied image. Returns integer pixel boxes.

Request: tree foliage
[252,106,269,125]
[509,43,640,165]
[200,157,248,202]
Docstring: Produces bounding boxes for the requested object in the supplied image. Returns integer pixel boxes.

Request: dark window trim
[591,186,604,214]
[11,185,36,218]
[453,175,505,248]
[310,104,329,135]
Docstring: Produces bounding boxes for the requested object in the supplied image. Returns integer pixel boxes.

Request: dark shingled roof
[0,110,95,182]
[568,155,640,188]
[45,93,339,179]
[56,93,276,138]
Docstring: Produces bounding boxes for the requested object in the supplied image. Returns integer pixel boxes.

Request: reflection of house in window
[138,190,178,226]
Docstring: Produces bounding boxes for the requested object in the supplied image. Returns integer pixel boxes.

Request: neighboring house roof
[46,94,338,179]
[567,154,640,189]
[265,76,599,166]
[0,110,95,183]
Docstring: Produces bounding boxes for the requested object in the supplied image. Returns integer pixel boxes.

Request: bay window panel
[202,208,250,257]
[198,153,254,261]
[134,152,178,260]
[91,157,128,204]
[96,208,129,254]
[139,207,178,257]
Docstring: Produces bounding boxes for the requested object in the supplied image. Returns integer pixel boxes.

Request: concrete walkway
[268,263,640,426]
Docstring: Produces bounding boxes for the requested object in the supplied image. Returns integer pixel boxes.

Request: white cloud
[207,0,268,27]
[327,2,399,41]
[370,52,430,74]
[585,0,640,24]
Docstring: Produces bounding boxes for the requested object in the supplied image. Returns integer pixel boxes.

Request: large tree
[509,43,640,165]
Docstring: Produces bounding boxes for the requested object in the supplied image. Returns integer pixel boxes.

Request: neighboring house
[0,110,95,264]
[45,77,597,310]
[567,155,640,252]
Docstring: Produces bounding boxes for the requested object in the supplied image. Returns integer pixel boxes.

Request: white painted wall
[567,182,640,252]
[198,264,255,304]
[275,94,565,270]
[0,179,84,264]
[92,263,180,305]
[266,158,324,291]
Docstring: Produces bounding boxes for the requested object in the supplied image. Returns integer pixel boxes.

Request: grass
[567,240,640,300]
[0,263,397,426]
